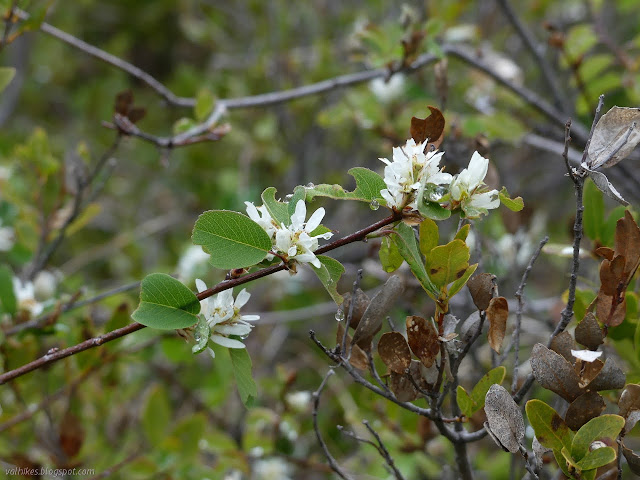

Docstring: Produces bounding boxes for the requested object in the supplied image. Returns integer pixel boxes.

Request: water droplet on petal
[369,199,380,210]
[306,182,315,188]
[194,331,201,341]
[335,308,345,322]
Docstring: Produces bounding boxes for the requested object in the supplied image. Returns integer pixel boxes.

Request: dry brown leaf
[389,370,419,402]
[406,315,440,368]
[596,289,626,327]
[59,410,85,458]
[550,331,575,362]
[564,392,606,431]
[467,273,495,311]
[585,357,626,392]
[337,323,369,369]
[623,444,640,475]
[599,255,626,296]
[615,210,640,279]
[530,343,583,402]
[486,297,508,353]
[594,246,615,261]
[619,384,640,433]
[410,106,445,151]
[378,332,412,374]
[575,312,604,349]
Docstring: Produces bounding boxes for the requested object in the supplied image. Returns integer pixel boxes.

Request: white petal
[195,278,207,294]
[234,289,251,308]
[571,349,603,362]
[467,151,489,187]
[469,190,500,209]
[216,323,252,336]
[291,200,306,230]
[245,202,260,222]
[305,207,325,233]
[241,314,260,322]
[275,229,292,253]
[211,335,246,349]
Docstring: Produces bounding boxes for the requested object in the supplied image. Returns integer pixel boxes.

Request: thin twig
[518,444,540,480]
[312,369,353,480]
[495,0,567,113]
[14,8,194,108]
[4,281,141,336]
[511,236,549,393]
[21,136,122,281]
[362,419,406,480]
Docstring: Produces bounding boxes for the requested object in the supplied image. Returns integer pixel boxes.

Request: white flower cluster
[245,199,332,269]
[379,138,500,218]
[195,279,260,356]
[379,138,451,210]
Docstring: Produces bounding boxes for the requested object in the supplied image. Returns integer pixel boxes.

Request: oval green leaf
[571,414,624,461]
[131,273,200,329]
[311,255,345,304]
[304,167,387,203]
[229,347,258,407]
[525,399,574,452]
[192,210,271,269]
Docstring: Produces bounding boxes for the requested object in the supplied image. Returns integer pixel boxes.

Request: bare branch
[495,0,568,113]
[511,236,549,393]
[312,369,354,480]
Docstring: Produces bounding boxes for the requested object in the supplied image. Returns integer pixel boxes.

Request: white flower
[379,138,452,210]
[12,277,44,317]
[33,270,57,301]
[0,220,14,252]
[252,457,292,480]
[285,390,311,412]
[449,151,499,217]
[369,74,405,104]
[176,245,210,282]
[245,202,278,238]
[195,279,260,356]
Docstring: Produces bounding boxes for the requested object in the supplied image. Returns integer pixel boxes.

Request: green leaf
[425,239,470,289]
[229,347,258,407]
[471,366,507,412]
[379,236,404,273]
[525,399,574,452]
[0,264,16,315]
[192,210,272,269]
[565,24,598,59]
[173,117,197,135]
[392,222,438,297]
[553,448,573,478]
[583,179,604,242]
[571,414,624,461]
[499,187,524,212]
[304,168,386,203]
[0,67,15,93]
[448,263,478,298]
[142,385,172,446]
[576,446,617,471]
[454,224,470,242]
[261,187,291,225]
[310,255,345,304]
[419,218,439,256]
[418,199,451,220]
[561,447,581,473]
[167,413,206,458]
[456,386,474,418]
[131,273,200,329]
[194,88,215,122]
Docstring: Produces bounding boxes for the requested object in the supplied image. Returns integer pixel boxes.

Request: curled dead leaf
[484,384,525,453]
[486,297,508,354]
[550,331,576,362]
[564,392,606,431]
[587,106,640,169]
[575,312,604,349]
[410,106,445,151]
[467,273,495,311]
[341,288,371,329]
[530,343,583,402]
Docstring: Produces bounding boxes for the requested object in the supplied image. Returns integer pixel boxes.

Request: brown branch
[0,212,402,384]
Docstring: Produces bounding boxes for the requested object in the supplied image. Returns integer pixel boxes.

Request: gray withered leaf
[351,275,404,349]
[575,312,604,349]
[484,384,525,453]
[531,436,550,471]
[623,444,640,475]
[585,357,626,392]
[587,169,629,206]
[587,106,640,169]
[549,331,575,363]
[466,273,495,311]
[619,384,640,433]
[460,311,482,343]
